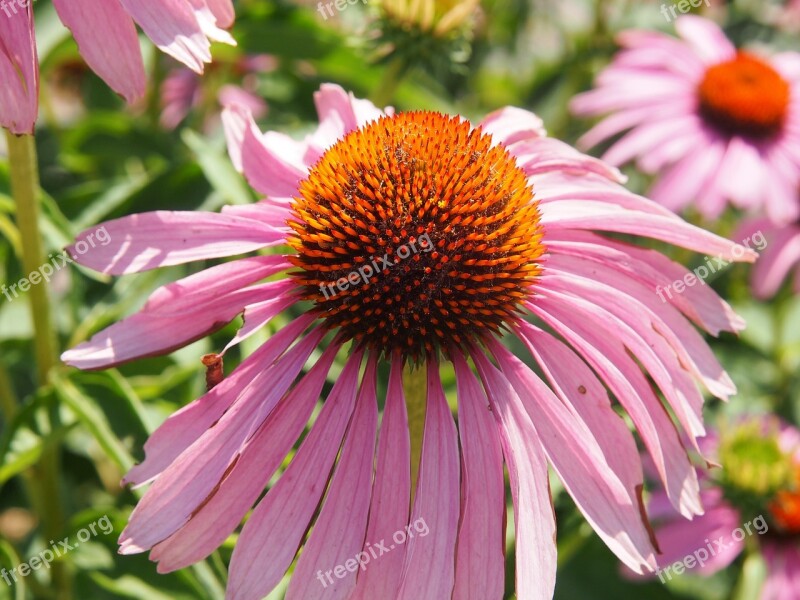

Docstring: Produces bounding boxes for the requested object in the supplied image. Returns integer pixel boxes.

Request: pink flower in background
[637,417,800,599]
[62,84,754,599]
[736,217,800,299]
[0,0,235,135]
[571,16,800,224]
[160,55,274,131]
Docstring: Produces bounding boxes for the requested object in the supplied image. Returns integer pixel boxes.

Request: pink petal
[513,137,624,183]
[226,350,364,600]
[674,16,736,65]
[53,0,146,103]
[118,0,211,73]
[488,339,657,574]
[478,106,546,146]
[528,299,702,518]
[121,313,316,487]
[649,504,744,579]
[515,322,644,506]
[68,211,286,275]
[308,83,385,156]
[61,256,293,369]
[150,342,341,572]
[286,356,378,600]
[119,328,325,553]
[205,0,234,27]
[351,355,411,600]
[540,198,757,262]
[752,229,800,299]
[471,349,557,600]
[397,359,460,600]
[451,352,505,600]
[0,4,38,134]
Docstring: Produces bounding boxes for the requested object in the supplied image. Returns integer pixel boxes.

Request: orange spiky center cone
[288,111,545,359]
[698,51,790,140]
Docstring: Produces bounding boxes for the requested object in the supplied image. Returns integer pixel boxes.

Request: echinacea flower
[0,0,235,135]
[62,84,755,599]
[571,16,800,224]
[636,416,800,599]
[736,217,800,299]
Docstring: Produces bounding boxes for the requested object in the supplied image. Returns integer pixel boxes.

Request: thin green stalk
[371,57,408,108]
[402,362,427,504]
[6,131,70,600]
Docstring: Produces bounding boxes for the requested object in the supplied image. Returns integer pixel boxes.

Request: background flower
[571,16,800,224]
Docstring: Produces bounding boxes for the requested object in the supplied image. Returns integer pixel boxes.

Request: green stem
[402,362,427,505]
[371,57,408,108]
[6,131,70,600]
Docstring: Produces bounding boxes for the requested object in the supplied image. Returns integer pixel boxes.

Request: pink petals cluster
[61,84,757,599]
[0,0,235,134]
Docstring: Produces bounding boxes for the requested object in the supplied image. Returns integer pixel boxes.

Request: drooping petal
[61,256,294,369]
[286,356,378,600]
[397,360,460,600]
[226,350,364,600]
[488,338,658,573]
[451,352,506,600]
[119,328,325,553]
[150,342,340,572]
[117,0,211,73]
[53,0,146,103]
[68,211,286,275]
[121,313,316,487]
[528,299,702,518]
[351,355,411,600]
[471,349,557,600]
[0,4,38,134]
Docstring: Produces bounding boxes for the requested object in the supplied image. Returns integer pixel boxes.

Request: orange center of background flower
[769,465,800,535]
[288,111,545,358]
[698,52,790,139]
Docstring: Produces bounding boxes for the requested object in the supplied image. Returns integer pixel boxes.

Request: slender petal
[68,211,286,275]
[226,350,364,600]
[0,5,38,134]
[351,355,411,600]
[119,328,325,553]
[397,360,460,600]
[286,356,378,600]
[121,313,316,487]
[53,0,146,103]
[451,352,506,600]
[150,342,341,572]
[472,349,557,600]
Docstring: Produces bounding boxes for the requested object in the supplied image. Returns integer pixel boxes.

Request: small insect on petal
[201,353,224,391]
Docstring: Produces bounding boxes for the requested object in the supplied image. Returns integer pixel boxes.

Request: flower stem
[5,131,70,600]
[371,57,408,108]
[402,362,427,504]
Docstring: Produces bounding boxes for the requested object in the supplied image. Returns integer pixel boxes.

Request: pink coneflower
[62,83,755,599]
[571,16,800,224]
[736,217,800,299]
[0,0,235,135]
[637,417,800,599]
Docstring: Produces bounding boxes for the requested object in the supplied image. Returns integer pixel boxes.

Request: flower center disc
[288,111,545,358]
[698,52,790,139]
